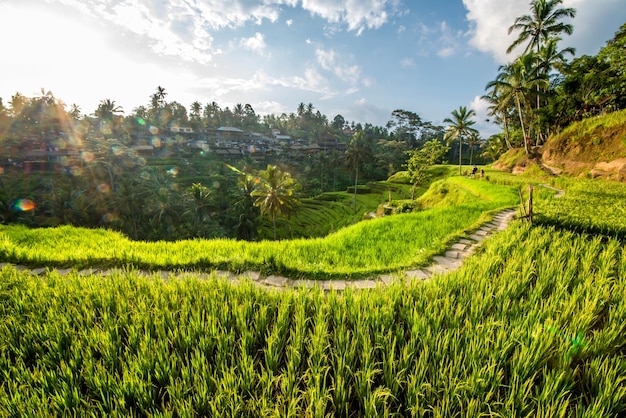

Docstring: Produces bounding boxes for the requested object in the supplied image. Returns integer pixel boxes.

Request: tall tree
[345,131,373,214]
[486,54,549,154]
[482,90,513,150]
[406,140,449,199]
[387,109,424,148]
[95,99,123,121]
[252,165,300,240]
[183,183,216,238]
[443,106,478,174]
[466,132,482,166]
[507,0,576,56]
[507,0,576,112]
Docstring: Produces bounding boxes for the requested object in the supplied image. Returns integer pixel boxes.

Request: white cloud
[437,47,455,58]
[463,0,626,63]
[286,19,293,26]
[254,100,288,116]
[300,0,400,34]
[342,98,390,127]
[315,48,361,84]
[400,58,415,68]
[240,32,267,54]
[414,20,463,58]
[469,95,500,138]
[463,0,529,62]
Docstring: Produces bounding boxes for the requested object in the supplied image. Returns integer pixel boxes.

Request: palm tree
[233,173,260,241]
[190,101,202,120]
[443,106,478,175]
[507,0,576,110]
[486,54,549,154]
[537,37,575,75]
[482,90,513,150]
[184,183,215,238]
[251,165,299,240]
[94,99,123,121]
[155,86,167,106]
[345,131,373,214]
[233,103,244,126]
[467,132,482,166]
[507,0,576,56]
[95,99,124,138]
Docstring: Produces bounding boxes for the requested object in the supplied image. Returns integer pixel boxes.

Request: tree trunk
[273,216,277,241]
[353,168,359,214]
[515,95,530,155]
[458,137,463,175]
[503,114,512,149]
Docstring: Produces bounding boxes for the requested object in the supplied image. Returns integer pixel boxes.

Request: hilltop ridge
[495,109,626,181]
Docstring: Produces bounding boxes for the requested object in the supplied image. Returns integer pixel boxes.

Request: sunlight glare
[11,198,35,212]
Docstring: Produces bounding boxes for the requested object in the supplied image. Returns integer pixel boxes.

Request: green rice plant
[0,180,517,279]
[2,171,626,416]
[535,177,626,238]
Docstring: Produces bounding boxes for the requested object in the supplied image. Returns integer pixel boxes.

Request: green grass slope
[493,109,626,181]
[0,176,517,279]
[1,182,625,414]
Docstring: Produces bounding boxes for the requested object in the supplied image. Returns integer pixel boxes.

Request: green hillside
[0,174,517,280]
[1,172,626,416]
[494,109,626,181]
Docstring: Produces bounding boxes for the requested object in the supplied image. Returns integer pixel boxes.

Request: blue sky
[1,0,624,136]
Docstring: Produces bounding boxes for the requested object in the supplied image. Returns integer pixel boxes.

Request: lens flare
[150,137,162,148]
[81,151,95,163]
[167,167,179,177]
[97,184,111,193]
[110,145,124,156]
[11,198,35,211]
[102,213,117,223]
[136,118,146,126]
[149,126,159,135]
[69,166,83,176]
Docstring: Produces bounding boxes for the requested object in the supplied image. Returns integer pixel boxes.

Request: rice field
[1,173,625,416]
[0,177,518,280]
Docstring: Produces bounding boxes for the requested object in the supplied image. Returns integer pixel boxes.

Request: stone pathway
[539,183,565,198]
[0,208,519,291]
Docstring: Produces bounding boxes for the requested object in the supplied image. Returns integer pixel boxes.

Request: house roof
[217,127,245,133]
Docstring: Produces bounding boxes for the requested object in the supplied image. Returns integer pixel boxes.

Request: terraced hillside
[1,172,625,416]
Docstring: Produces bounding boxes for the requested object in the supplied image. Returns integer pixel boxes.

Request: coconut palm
[508,0,576,110]
[537,37,575,76]
[507,0,576,56]
[467,132,482,166]
[482,90,513,150]
[251,165,299,240]
[95,99,123,121]
[486,54,549,154]
[184,183,216,238]
[345,131,373,214]
[443,106,478,175]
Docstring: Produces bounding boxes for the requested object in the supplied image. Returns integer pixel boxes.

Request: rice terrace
[2,0,626,416]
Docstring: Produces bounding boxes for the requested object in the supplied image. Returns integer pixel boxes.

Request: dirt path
[1,208,519,291]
